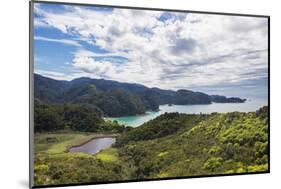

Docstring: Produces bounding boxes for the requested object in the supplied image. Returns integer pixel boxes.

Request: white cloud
[35,69,70,80]
[34,4,268,97]
[34,36,81,47]
[35,69,89,81]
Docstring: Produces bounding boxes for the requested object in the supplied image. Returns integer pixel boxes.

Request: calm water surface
[109,98,268,127]
[69,137,116,154]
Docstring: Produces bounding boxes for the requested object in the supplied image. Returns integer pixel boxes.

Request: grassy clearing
[35,133,95,155]
[34,132,118,155]
[95,148,119,162]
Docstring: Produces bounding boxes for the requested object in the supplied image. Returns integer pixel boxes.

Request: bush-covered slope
[117,106,269,179]
[115,112,211,146]
[33,106,268,186]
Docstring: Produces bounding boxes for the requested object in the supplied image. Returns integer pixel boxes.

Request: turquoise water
[108,98,268,127]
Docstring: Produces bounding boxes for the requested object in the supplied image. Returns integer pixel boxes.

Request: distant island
[34,74,246,117]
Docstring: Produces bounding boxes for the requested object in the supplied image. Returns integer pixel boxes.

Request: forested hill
[115,106,269,178]
[34,74,246,117]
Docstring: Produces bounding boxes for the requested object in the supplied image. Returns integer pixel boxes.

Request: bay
[108,98,268,127]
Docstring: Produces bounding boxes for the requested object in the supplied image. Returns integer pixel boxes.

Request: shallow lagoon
[69,137,116,154]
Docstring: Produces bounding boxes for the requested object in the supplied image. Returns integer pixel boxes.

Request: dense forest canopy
[34,74,246,117]
[34,103,130,133]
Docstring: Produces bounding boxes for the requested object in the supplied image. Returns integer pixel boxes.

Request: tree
[34,107,64,132]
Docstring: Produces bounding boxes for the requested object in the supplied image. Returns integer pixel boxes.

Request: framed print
[29,1,270,188]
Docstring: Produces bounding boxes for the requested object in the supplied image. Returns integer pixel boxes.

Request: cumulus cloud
[34,3,268,98]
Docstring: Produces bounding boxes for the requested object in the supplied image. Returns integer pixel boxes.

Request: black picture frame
[29,1,270,188]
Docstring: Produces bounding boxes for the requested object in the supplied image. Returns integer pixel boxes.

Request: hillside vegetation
[34,103,131,133]
[34,74,246,117]
[34,133,132,186]
[34,106,268,186]
[116,106,268,178]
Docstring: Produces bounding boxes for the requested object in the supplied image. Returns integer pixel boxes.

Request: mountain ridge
[34,74,246,117]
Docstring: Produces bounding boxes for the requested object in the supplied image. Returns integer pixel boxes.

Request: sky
[33,3,268,99]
